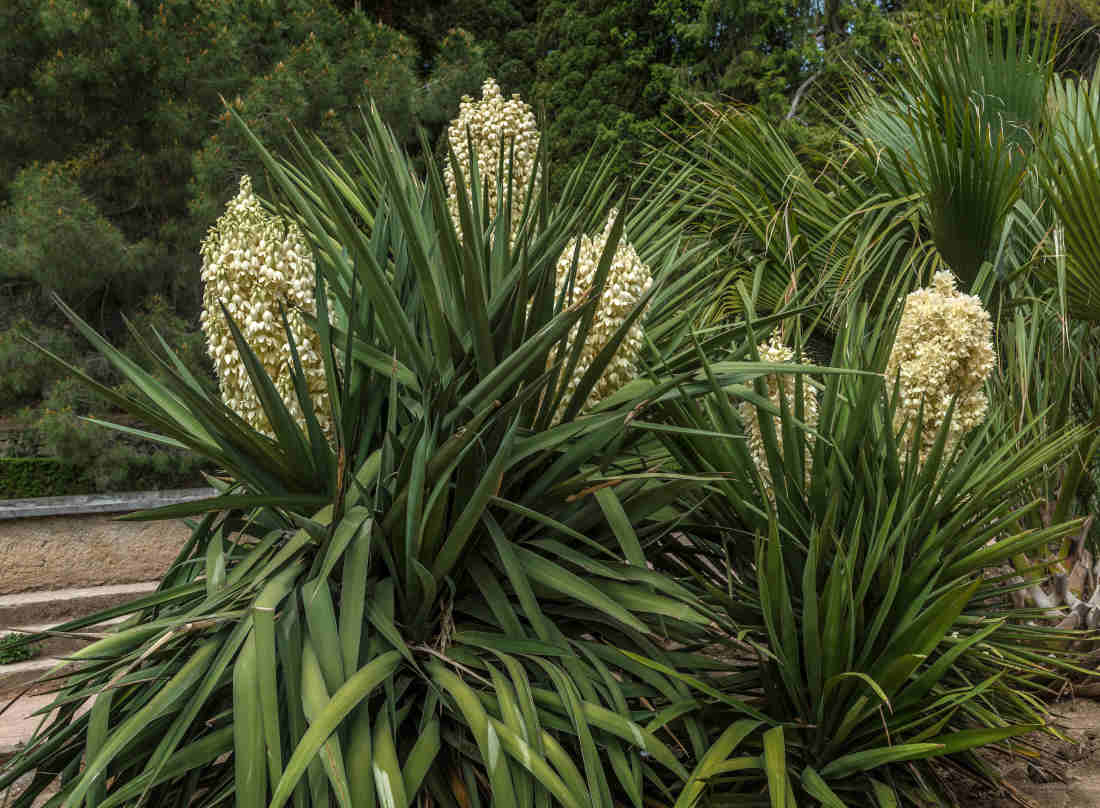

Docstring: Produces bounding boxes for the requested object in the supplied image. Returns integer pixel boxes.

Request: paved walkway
[0,693,58,806]
[0,693,54,758]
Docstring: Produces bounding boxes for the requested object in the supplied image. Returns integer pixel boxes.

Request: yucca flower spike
[887,270,994,465]
[199,176,330,438]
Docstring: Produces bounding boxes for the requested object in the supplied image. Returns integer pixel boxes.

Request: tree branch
[786,72,820,121]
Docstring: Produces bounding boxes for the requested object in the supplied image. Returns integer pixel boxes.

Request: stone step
[0,585,157,697]
[0,581,158,627]
[0,657,62,699]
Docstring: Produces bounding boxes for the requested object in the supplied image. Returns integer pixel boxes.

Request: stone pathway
[0,693,53,761]
[0,693,57,806]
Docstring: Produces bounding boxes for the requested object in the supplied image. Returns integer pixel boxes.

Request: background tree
[0,0,484,492]
[1,0,1096,496]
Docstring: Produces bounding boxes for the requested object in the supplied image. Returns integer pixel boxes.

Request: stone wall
[0,489,213,595]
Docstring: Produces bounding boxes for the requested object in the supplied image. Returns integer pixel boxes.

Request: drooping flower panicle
[739,331,819,492]
[552,211,652,420]
[444,78,539,242]
[886,270,994,465]
[199,176,330,438]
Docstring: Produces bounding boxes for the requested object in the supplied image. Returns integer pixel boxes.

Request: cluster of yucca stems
[4,20,1100,808]
[670,8,1100,624]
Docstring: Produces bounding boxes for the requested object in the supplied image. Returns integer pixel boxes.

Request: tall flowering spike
[552,211,652,421]
[886,270,994,466]
[739,330,819,494]
[199,176,330,438]
[444,78,540,243]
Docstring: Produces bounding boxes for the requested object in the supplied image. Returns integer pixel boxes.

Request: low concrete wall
[0,489,214,595]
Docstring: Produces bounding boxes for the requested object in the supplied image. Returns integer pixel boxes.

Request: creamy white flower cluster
[199,176,330,438]
[552,211,651,421]
[444,78,539,243]
[886,271,994,465]
[739,331,819,493]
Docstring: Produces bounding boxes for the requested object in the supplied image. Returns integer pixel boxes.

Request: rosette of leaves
[637,304,1092,807]
[1,106,725,808]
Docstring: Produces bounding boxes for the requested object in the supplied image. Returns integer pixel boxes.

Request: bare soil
[966,697,1100,808]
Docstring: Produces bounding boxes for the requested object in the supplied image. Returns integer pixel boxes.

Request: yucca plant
[0,106,732,808]
[637,301,1094,807]
[665,1,1100,635]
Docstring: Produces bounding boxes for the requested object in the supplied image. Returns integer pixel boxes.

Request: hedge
[0,457,92,499]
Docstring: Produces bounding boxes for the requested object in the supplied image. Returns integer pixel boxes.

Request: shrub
[0,320,78,408]
[0,100,719,808]
[40,376,113,415]
[0,633,41,665]
[646,306,1088,806]
[0,163,151,313]
[416,28,490,131]
[32,406,209,493]
[0,457,88,498]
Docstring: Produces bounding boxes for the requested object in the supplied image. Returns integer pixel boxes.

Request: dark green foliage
[533,1,673,179]
[0,164,153,316]
[0,0,483,306]
[531,0,906,180]
[415,28,491,133]
[188,8,423,228]
[0,633,41,664]
[0,299,212,495]
[2,366,211,496]
[0,321,79,408]
[30,405,209,494]
[385,0,536,95]
[0,457,88,499]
